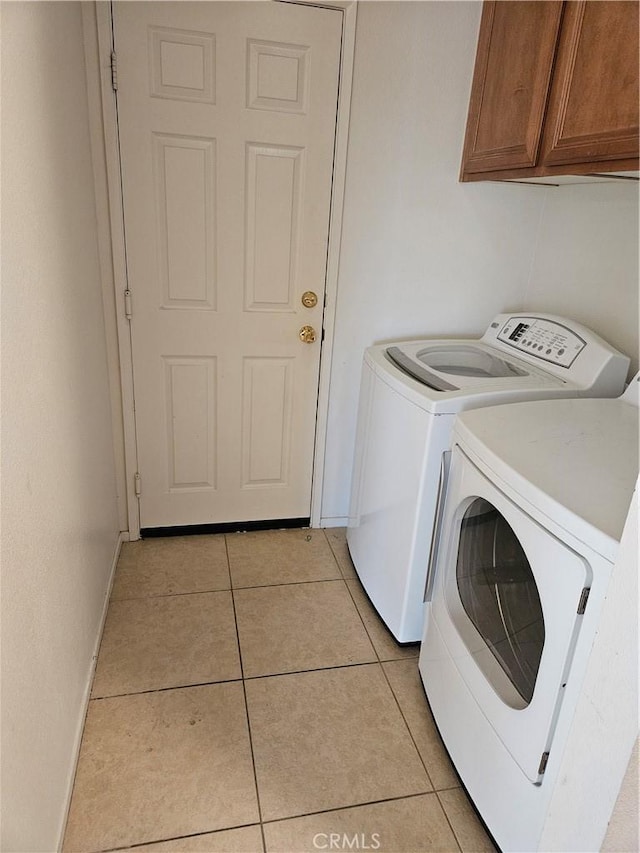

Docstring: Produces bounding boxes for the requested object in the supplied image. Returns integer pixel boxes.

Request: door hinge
[110,50,118,92]
[124,289,132,320]
[134,472,141,498]
[577,587,590,615]
[538,751,549,776]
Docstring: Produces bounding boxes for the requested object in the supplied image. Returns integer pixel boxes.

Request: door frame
[83,0,357,539]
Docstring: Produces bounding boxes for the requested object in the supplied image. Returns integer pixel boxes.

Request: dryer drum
[455,498,545,706]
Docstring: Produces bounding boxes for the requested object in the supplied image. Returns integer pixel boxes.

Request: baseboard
[56,532,124,851]
[320,516,349,528]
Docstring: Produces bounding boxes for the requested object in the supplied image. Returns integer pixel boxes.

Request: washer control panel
[496,316,586,367]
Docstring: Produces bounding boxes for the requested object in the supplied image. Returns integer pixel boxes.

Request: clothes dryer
[419,376,639,851]
[347,314,629,642]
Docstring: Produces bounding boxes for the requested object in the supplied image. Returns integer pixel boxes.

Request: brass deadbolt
[301,291,318,309]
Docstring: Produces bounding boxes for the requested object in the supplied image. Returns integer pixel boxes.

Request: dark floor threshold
[140,517,311,538]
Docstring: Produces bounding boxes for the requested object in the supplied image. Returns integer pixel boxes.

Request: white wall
[523,181,639,378]
[602,738,639,853]
[320,1,548,522]
[0,3,120,850]
[320,1,640,524]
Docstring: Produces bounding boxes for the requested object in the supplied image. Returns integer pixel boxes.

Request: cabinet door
[541,1,639,168]
[460,1,563,178]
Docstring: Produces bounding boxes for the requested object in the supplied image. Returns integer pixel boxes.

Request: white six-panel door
[113,2,342,528]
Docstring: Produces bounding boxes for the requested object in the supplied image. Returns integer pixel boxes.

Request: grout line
[233,576,347,593]
[225,535,268,853]
[343,576,420,660]
[231,574,344,591]
[111,574,352,602]
[342,577,383,662]
[408,663,470,797]
[336,545,418,657]
[243,659,380,683]
[321,527,349,578]
[96,789,471,853]
[224,544,233,590]
[90,657,422,702]
[94,821,262,852]
[68,533,486,853]
[260,789,438,826]
[434,790,464,853]
[378,661,437,793]
[322,528,360,583]
[110,586,233,602]
[90,677,244,701]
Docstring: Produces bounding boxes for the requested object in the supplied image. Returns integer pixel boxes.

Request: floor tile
[438,789,497,852]
[264,794,460,853]
[346,578,420,661]
[63,684,259,852]
[234,580,376,677]
[227,529,341,588]
[92,591,240,697]
[382,659,460,791]
[120,825,264,852]
[324,527,357,579]
[111,535,230,599]
[245,664,431,822]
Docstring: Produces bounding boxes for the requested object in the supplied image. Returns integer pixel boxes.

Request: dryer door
[431,445,591,783]
[455,496,545,708]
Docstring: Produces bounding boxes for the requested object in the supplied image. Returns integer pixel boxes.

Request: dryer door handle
[424,451,451,603]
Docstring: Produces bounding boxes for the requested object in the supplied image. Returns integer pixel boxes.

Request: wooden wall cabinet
[460,1,639,182]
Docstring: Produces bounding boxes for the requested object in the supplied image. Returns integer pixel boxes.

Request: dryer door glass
[456,498,545,706]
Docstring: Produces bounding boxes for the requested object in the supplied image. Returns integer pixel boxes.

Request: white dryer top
[454,379,639,561]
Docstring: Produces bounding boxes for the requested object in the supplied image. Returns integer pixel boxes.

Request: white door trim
[84,0,356,538]
[83,1,140,538]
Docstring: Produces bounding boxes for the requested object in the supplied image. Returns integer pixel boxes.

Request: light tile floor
[63,528,496,853]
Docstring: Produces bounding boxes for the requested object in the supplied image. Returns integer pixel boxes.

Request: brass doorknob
[299,325,317,344]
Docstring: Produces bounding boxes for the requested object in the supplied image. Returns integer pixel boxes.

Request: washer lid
[454,393,639,561]
[385,341,557,393]
[366,341,570,415]
[418,345,528,378]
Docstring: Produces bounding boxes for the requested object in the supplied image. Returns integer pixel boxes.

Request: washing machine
[347,313,629,642]
[419,376,639,852]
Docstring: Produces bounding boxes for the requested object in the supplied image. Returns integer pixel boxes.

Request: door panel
[244,144,302,312]
[541,1,640,166]
[241,357,294,487]
[113,2,341,527]
[460,1,563,176]
[155,134,217,310]
[164,356,217,491]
